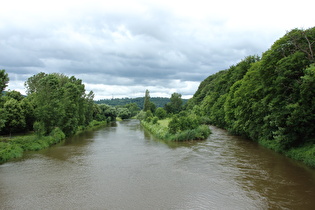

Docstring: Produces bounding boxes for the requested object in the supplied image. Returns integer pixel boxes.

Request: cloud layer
[1,0,314,99]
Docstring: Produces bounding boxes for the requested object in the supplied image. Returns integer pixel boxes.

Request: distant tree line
[95,96,188,109]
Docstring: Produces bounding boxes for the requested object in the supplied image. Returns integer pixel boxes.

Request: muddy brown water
[1,120,315,209]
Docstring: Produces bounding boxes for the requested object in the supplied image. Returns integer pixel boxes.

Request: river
[1,120,315,209]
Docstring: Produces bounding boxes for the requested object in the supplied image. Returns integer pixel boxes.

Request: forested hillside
[96,97,188,108]
[187,27,315,163]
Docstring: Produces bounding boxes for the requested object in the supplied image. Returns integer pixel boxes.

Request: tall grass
[0,127,66,163]
[0,120,109,164]
[259,138,315,168]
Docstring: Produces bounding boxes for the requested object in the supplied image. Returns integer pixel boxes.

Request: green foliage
[144,110,153,122]
[155,107,167,119]
[124,103,140,117]
[286,144,315,168]
[0,90,35,134]
[141,119,211,142]
[164,92,183,114]
[96,104,117,121]
[25,72,98,136]
[0,127,66,163]
[136,110,147,121]
[187,27,315,166]
[0,142,23,163]
[2,98,26,134]
[0,70,9,94]
[168,112,201,134]
[95,97,188,108]
[143,89,151,112]
[117,107,131,119]
[152,116,159,124]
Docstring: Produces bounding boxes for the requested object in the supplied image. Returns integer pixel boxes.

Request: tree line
[95,96,188,108]
[0,72,119,137]
[186,27,315,153]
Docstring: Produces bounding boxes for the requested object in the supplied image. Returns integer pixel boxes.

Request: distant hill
[95,97,188,109]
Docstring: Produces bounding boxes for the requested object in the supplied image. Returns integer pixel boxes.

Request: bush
[136,110,146,120]
[168,113,201,134]
[50,127,66,143]
[141,118,211,142]
[170,125,211,141]
[155,107,167,119]
[0,142,23,163]
[152,116,159,124]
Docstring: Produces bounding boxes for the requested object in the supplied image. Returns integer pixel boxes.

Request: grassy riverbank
[0,120,108,164]
[259,139,315,168]
[141,118,211,141]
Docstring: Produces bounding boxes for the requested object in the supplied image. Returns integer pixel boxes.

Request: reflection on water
[0,120,315,209]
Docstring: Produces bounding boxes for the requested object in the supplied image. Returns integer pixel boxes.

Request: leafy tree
[143,89,151,111]
[155,107,167,119]
[20,97,35,131]
[168,112,201,134]
[0,107,6,130]
[0,70,9,94]
[117,107,131,119]
[188,27,315,151]
[143,89,156,113]
[165,92,183,114]
[2,98,26,135]
[96,104,117,121]
[24,72,47,95]
[5,90,24,101]
[124,103,140,117]
[25,73,96,136]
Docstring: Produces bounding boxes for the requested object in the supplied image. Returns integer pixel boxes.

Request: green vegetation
[0,127,65,163]
[141,118,211,142]
[186,27,315,167]
[2,27,315,167]
[138,90,211,141]
[0,72,113,163]
[95,96,188,108]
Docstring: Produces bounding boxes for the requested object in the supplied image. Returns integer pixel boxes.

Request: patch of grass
[158,118,170,127]
[259,138,315,168]
[0,127,66,163]
[286,144,315,168]
[1,120,109,164]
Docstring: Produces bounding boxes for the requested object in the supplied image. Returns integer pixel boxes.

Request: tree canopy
[187,27,315,151]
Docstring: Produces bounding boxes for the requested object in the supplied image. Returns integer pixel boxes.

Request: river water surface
[1,120,315,209]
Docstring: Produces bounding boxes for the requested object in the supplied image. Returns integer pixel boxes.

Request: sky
[1,0,314,100]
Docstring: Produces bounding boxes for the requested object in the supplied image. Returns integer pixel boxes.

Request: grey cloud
[1,3,280,99]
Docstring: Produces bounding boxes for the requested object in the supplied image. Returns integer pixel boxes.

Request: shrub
[0,142,23,163]
[155,107,167,119]
[152,116,159,124]
[141,118,211,142]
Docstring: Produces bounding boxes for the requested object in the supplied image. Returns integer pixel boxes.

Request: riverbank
[0,120,108,163]
[140,118,211,141]
[259,139,315,168]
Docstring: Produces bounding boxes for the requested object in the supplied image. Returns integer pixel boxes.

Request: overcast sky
[1,0,314,99]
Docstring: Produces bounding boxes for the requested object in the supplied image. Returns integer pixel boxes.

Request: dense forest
[96,97,188,108]
[186,27,315,165]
